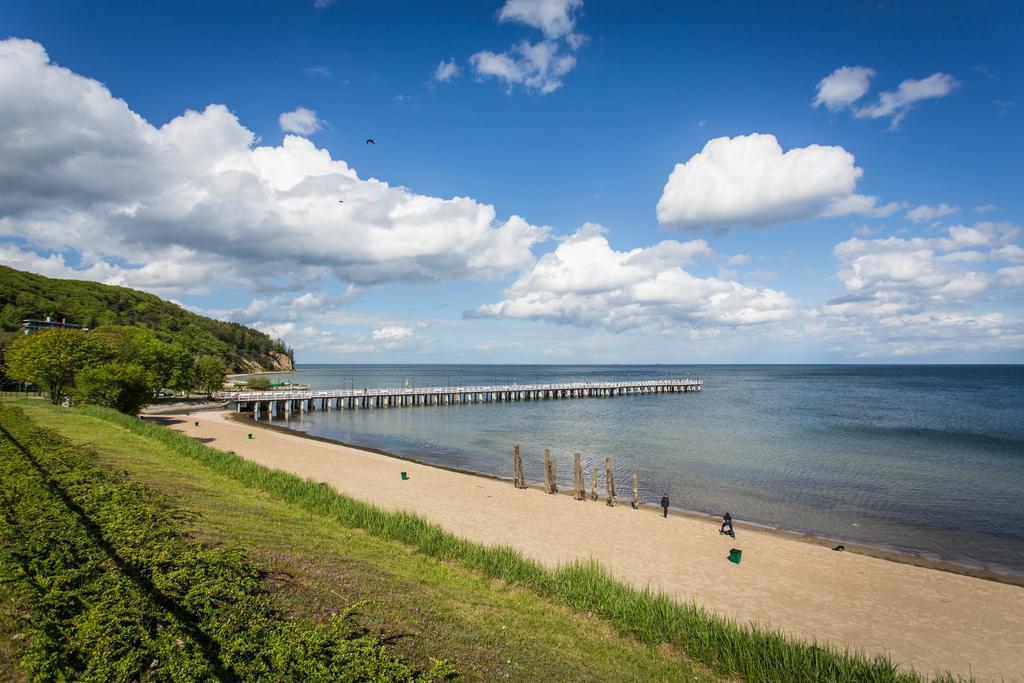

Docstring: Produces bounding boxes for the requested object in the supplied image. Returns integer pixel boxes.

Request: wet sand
[157,410,1024,681]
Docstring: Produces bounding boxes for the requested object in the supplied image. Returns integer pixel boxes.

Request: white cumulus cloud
[656,133,890,230]
[278,106,323,135]
[470,0,584,94]
[0,38,550,298]
[817,223,1024,357]
[499,0,584,43]
[470,40,576,94]
[813,66,874,111]
[473,224,796,332]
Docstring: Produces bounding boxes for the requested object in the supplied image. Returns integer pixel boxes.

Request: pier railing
[215,378,702,418]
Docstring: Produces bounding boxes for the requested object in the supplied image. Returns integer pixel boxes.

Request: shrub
[0,405,454,681]
[245,377,273,391]
[74,361,156,414]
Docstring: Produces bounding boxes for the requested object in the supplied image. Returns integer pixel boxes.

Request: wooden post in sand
[572,453,584,500]
[631,472,639,509]
[543,448,552,493]
[605,457,616,507]
[591,467,599,500]
[543,448,557,494]
[513,444,525,489]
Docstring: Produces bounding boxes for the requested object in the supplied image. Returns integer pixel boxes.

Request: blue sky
[1,0,1022,363]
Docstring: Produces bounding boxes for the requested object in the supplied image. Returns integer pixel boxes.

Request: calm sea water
[253,365,1024,575]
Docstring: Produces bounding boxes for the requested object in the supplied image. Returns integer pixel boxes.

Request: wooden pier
[215,378,702,420]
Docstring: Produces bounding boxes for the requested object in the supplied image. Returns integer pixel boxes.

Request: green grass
[8,399,710,682]
[0,404,454,681]
[9,400,967,682]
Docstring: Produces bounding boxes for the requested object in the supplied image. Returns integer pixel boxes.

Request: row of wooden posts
[512,444,640,509]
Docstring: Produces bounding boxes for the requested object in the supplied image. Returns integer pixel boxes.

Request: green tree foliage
[4,329,112,404]
[0,265,293,372]
[92,326,194,394]
[74,362,156,415]
[0,331,15,389]
[194,356,228,397]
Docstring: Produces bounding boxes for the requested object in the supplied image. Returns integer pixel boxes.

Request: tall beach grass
[78,405,964,682]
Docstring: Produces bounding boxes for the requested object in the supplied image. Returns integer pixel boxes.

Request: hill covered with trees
[0,265,293,374]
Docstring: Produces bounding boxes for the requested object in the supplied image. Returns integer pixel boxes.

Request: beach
[162,410,1024,681]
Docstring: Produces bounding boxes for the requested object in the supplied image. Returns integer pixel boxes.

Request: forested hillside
[0,265,292,373]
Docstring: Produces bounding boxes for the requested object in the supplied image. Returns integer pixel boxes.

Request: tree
[75,362,156,414]
[164,343,195,394]
[93,326,193,394]
[4,329,111,404]
[194,356,228,397]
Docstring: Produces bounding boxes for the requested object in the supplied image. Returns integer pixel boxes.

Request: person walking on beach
[660,493,670,518]
[720,512,735,538]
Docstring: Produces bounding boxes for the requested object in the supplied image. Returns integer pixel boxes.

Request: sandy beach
[159,410,1024,681]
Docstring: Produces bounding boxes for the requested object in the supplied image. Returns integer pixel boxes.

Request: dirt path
[162,411,1024,681]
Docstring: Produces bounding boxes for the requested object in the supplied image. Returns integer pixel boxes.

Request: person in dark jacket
[720,512,735,538]
[660,494,670,518]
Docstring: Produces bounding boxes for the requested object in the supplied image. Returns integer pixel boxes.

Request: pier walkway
[215,378,702,420]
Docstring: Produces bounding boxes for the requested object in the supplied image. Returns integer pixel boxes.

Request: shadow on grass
[0,424,235,680]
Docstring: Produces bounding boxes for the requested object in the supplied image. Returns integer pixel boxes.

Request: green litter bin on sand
[194,421,199,427]
[401,472,409,480]
[248,433,253,439]
[728,548,742,564]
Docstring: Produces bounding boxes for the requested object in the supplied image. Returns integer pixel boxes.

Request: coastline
[227,411,1024,588]
[151,409,1024,680]
[226,369,295,380]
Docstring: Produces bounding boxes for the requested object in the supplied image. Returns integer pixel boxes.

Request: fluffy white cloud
[470,0,584,94]
[278,107,322,135]
[471,39,576,94]
[473,224,796,332]
[433,58,460,82]
[905,203,959,223]
[831,223,1021,307]
[372,325,415,341]
[656,133,891,229]
[0,38,549,297]
[498,0,583,43]
[813,66,874,111]
[805,223,1024,358]
[855,72,959,127]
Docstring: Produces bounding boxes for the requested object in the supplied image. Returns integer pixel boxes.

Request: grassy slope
[0,264,292,372]
[7,400,709,682]
[0,585,21,683]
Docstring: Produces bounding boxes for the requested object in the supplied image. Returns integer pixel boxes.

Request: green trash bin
[401,472,409,480]
[728,548,742,564]
[248,433,253,439]
[194,421,199,427]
